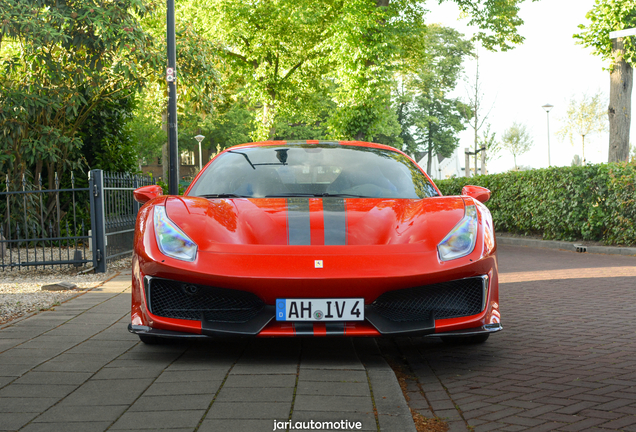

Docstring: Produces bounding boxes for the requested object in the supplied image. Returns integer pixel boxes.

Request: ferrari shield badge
[314,260,323,268]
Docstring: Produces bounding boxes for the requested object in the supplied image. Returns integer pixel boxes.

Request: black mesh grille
[371,277,485,322]
[147,278,265,323]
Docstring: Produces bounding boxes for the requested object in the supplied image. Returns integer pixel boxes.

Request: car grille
[371,277,486,322]
[146,278,265,323]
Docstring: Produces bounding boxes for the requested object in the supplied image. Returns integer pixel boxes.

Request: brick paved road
[0,274,415,432]
[383,244,636,432]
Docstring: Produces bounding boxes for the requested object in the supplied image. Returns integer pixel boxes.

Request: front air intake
[370,276,486,322]
[146,277,265,323]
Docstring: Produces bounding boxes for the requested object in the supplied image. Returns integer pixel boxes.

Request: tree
[405,25,472,173]
[184,0,533,142]
[202,0,347,140]
[461,49,496,175]
[79,93,140,173]
[417,96,469,173]
[449,0,531,51]
[0,0,160,187]
[480,124,501,164]
[501,122,533,170]
[556,93,608,165]
[135,1,222,170]
[575,0,636,162]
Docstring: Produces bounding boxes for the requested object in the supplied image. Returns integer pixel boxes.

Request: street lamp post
[542,103,554,166]
[167,0,179,195]
[194,135,205,171]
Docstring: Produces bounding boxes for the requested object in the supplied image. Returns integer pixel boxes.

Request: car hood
[163,196,465,250]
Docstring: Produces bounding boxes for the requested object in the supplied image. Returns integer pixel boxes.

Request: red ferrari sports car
[128,141,501,344]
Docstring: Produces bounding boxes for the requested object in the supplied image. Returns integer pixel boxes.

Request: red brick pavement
[382,244,636,432]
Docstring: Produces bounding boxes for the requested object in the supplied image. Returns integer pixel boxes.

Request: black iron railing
[1,172,90,271]
[1,170,153,273]
[89,170,153,273]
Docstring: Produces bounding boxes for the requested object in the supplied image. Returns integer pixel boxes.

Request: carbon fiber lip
[128,324,208,339]
[426,323,503,338]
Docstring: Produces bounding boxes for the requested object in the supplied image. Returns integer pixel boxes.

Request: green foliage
[156,179,185,195]
[206,0,344,139]
[395,24,473,166]
[79,92,140,173]
[139,1,220,116]
[450,0,535,51]
[196,0,529,142]
[501,122,533,170]
[435,163,636,246]
[128,91,167,165]
[131,0,222,161]
[480,123,501,162]
[556,92,608,163]
[0,0,534,187]
[575,0,636,69]
[202,102,257,150]
[0,0,160,187]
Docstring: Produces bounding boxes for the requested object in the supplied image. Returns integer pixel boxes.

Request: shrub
[435,163,636,246]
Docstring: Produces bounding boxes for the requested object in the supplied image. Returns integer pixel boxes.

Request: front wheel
[440,334,490,344]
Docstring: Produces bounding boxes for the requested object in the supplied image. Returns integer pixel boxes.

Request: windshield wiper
[265,193,317,197]
[319,193,371,198]
[198,193,249,198]
[226,150,256,170]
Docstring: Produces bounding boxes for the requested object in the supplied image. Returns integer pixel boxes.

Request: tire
[440,334,490,344]
[138,334,164,345]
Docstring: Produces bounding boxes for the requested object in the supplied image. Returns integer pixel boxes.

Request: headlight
[438,204,478,261]
[154,206,198,261]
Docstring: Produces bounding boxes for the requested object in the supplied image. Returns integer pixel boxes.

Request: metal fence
[1,169,153,273]
[89,170,153,273]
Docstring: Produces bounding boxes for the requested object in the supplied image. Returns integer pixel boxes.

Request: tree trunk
[608,37,633,163]
[427,126,433,174]
[161,111,169,181]
[263,101,277,140]
[582,135,586,166]
[427,106,433,174]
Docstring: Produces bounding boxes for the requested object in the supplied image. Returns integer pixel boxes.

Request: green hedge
[435,163,636,246]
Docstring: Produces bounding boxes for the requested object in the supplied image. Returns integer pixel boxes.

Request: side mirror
[461,185,491,203]
[133,185,164,205]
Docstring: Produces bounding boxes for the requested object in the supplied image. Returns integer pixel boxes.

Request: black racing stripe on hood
[323,198,347,245]
[286,198,311,245]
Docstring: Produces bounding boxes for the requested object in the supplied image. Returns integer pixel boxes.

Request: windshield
[188,144,438,199]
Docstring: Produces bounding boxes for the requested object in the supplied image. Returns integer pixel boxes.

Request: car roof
[226,140,410,155]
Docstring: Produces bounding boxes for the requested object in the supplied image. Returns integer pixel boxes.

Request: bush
[435,163,636,246]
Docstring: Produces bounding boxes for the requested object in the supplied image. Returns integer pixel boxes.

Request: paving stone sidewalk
[385,244,636,432]
[0,271,415,432]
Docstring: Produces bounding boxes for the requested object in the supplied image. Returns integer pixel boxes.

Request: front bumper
[131,274,500,338]
[128,322,503,339]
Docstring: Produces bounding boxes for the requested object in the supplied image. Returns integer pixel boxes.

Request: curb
[497,236,636,256]
[354,339,418,432]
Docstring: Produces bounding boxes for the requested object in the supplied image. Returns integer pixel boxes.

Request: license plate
[276,298,364,321]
